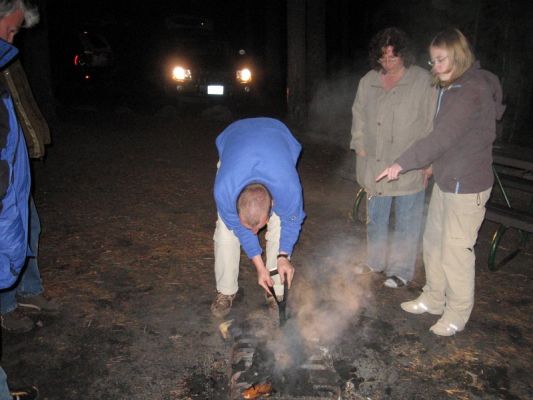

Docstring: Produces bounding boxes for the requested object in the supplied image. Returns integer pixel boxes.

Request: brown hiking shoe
[211,292,236,318]
[18,294,59,312]
[10,385,39,400]
[1,309,34,332]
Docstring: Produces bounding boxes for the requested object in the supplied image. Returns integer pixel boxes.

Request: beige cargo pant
[213,212,282,296]
[420,184,491,329]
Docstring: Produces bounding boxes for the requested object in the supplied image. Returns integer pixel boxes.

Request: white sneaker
[384,276,406,288]
[430,320,464,336]
[400,299,443,315]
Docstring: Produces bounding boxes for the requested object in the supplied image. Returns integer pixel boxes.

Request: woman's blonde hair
[430,28,475,86]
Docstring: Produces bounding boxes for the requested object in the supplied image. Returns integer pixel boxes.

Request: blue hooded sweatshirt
[0,39,31,289]
[214,118,305,258]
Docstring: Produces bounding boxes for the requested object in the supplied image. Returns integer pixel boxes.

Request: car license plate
[208,85,224,95]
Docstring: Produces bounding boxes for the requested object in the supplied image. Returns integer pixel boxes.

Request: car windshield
[164,15,213,34]
[79,32,110,51]
[173,39,231,57]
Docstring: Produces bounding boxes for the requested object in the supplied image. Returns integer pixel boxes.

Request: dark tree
[306,0,326,104]
[264,0,285,99]
[20,0,56,123]
[286,0,306,125]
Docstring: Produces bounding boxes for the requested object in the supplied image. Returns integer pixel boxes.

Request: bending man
[211,117,305,318]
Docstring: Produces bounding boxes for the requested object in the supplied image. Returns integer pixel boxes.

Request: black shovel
[268,269,288,326]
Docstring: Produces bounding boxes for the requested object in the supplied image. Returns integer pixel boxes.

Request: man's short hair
[0,0,39,27]
[237,183,272,229]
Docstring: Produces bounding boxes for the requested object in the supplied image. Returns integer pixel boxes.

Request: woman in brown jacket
[377,28,505,336]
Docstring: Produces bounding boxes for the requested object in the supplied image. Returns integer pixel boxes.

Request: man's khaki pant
[213,213,282,296]
[421,184,491,328]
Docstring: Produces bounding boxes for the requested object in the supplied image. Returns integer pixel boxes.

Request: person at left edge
[0,44,58,336]
[211,117,305,318]
[0,0,41,398]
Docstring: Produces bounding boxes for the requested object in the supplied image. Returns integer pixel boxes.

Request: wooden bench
[495,172,533,194]
[485,203,533,233]
[349,162,533,271]
[486,170,533,270]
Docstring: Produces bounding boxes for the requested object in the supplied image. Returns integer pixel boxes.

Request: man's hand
[376,163,403,182]
[277,256,295,289]
[257,267,273,293]
[251,255,273,292]
[356,149,367,157]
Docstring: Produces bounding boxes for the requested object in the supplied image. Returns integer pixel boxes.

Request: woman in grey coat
[351,27,436,288]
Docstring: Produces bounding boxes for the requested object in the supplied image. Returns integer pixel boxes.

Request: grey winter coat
[351,65,436,196]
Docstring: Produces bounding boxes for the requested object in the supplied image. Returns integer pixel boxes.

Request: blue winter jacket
[214,118,305,258]
[0,40,31,290]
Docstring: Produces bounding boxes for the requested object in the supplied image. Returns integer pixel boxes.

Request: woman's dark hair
[368,27,415,71]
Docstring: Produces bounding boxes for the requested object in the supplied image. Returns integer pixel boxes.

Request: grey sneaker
[18,294,59,312]
[354,263,375,275]
[211,292,236,318]
[10,386,39,400]
[1,309,34,332]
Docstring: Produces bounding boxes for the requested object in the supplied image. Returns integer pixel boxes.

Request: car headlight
[172,66,192,82]
[236,68,252,83]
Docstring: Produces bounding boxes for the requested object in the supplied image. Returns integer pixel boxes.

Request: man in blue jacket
[212,118,305,318]
[0,1,40,398]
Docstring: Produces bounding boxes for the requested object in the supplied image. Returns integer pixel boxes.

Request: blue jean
[0,367,10,400]
[366,190,425,281]
[0,198,43,315]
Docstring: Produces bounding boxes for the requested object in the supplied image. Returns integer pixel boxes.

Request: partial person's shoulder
[359,69,379,85]
[475,68,502,92]
[459,70,485,93]
[407,65,432,82]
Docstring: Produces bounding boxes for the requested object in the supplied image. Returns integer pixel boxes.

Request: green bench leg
[488,225,508,271]
[488,224,528,271]
[489,197,533,271]
[352,188,366,223]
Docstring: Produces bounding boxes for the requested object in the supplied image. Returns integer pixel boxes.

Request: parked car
[72,30,115,82]
[154,15,257,98]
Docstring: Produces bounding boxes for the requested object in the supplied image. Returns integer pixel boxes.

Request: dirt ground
[2,99,532,400]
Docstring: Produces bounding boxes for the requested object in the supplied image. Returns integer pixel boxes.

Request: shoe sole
[430,329,461,336]
[400,303,443,315]
[211,303,233,318]
[17,302,42,311]
[18,301,60,313]
[1,322,35,333]
[10,385,39,400]
[430,326,464,336]
[211,309,231,318]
